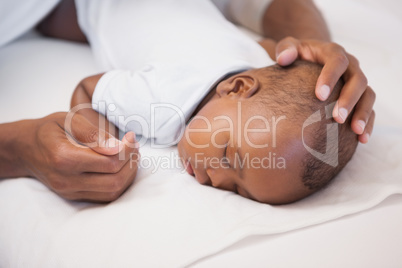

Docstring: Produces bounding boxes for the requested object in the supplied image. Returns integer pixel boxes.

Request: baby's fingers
[351,86,376,135]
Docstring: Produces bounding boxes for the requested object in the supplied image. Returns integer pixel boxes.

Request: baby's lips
[185,160,195,176]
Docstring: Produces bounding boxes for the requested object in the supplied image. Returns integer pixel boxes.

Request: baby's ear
[216,73,260,99]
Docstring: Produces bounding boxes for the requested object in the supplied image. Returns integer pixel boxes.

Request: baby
[64,0,357,204]
[177,61,357,204]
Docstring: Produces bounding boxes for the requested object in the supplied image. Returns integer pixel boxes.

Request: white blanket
[0,0,401,267]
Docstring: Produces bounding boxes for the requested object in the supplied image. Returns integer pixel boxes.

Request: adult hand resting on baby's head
[15,112,139,202]
[275,37,375,144]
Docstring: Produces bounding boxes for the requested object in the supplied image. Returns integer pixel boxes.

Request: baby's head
[178,61,358,204]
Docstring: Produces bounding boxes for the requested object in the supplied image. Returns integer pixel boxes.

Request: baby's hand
[274,37,375,144]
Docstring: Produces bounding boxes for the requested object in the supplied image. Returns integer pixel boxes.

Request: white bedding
[1,0,402,267]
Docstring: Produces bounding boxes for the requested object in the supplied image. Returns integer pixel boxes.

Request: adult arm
[0,120,30,178]
[262,0,330,42]
[37,0,87,43]
[257,0,329,56]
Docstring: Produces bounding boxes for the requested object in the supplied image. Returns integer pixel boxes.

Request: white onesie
[75,0,274,146]
[0,0,271,48]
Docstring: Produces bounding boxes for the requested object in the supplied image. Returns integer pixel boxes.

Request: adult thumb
[275,37,299,66]
[68,114,123,156]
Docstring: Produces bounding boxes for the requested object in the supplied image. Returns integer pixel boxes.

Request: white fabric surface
[0,0,402,267]
[75,0,272,145]
[0,0,60,48]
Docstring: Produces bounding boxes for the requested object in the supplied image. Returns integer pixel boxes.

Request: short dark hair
[255,61,358,191]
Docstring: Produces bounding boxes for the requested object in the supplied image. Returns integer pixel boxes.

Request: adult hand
[275,37,376,144]
[16,112,139,202]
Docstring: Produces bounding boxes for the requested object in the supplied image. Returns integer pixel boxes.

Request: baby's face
[178,70,311,204]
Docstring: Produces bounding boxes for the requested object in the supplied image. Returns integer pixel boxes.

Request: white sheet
[1,0,402,267]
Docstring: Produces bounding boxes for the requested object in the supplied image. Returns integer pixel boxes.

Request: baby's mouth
[184,159,212,186]
[185,160,195,176]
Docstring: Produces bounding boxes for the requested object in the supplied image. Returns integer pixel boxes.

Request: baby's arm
[71,73,119,138]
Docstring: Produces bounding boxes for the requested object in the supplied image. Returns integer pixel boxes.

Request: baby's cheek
[244,132,270,149]
[183,123,213,149]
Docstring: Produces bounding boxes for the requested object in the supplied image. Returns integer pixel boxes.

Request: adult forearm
[262,0,330,41]
[0,120,32,178]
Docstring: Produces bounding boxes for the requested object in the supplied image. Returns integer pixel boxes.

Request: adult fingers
[332,57,368,123]
[277,39,350,101]
[350,86,376,135]
[358,110,375,144]
[314,45,350,101]
[75,132,138,174]
[45,130,138,174]
[80,152,139,193]
[59,154,139,202]
[65,112,124,156]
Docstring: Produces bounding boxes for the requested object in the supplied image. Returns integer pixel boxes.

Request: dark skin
[0,0,375,202]
[262,0,331,41]
[260,0,375,142]
[177,68,312,204]
[37,0,87,43]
